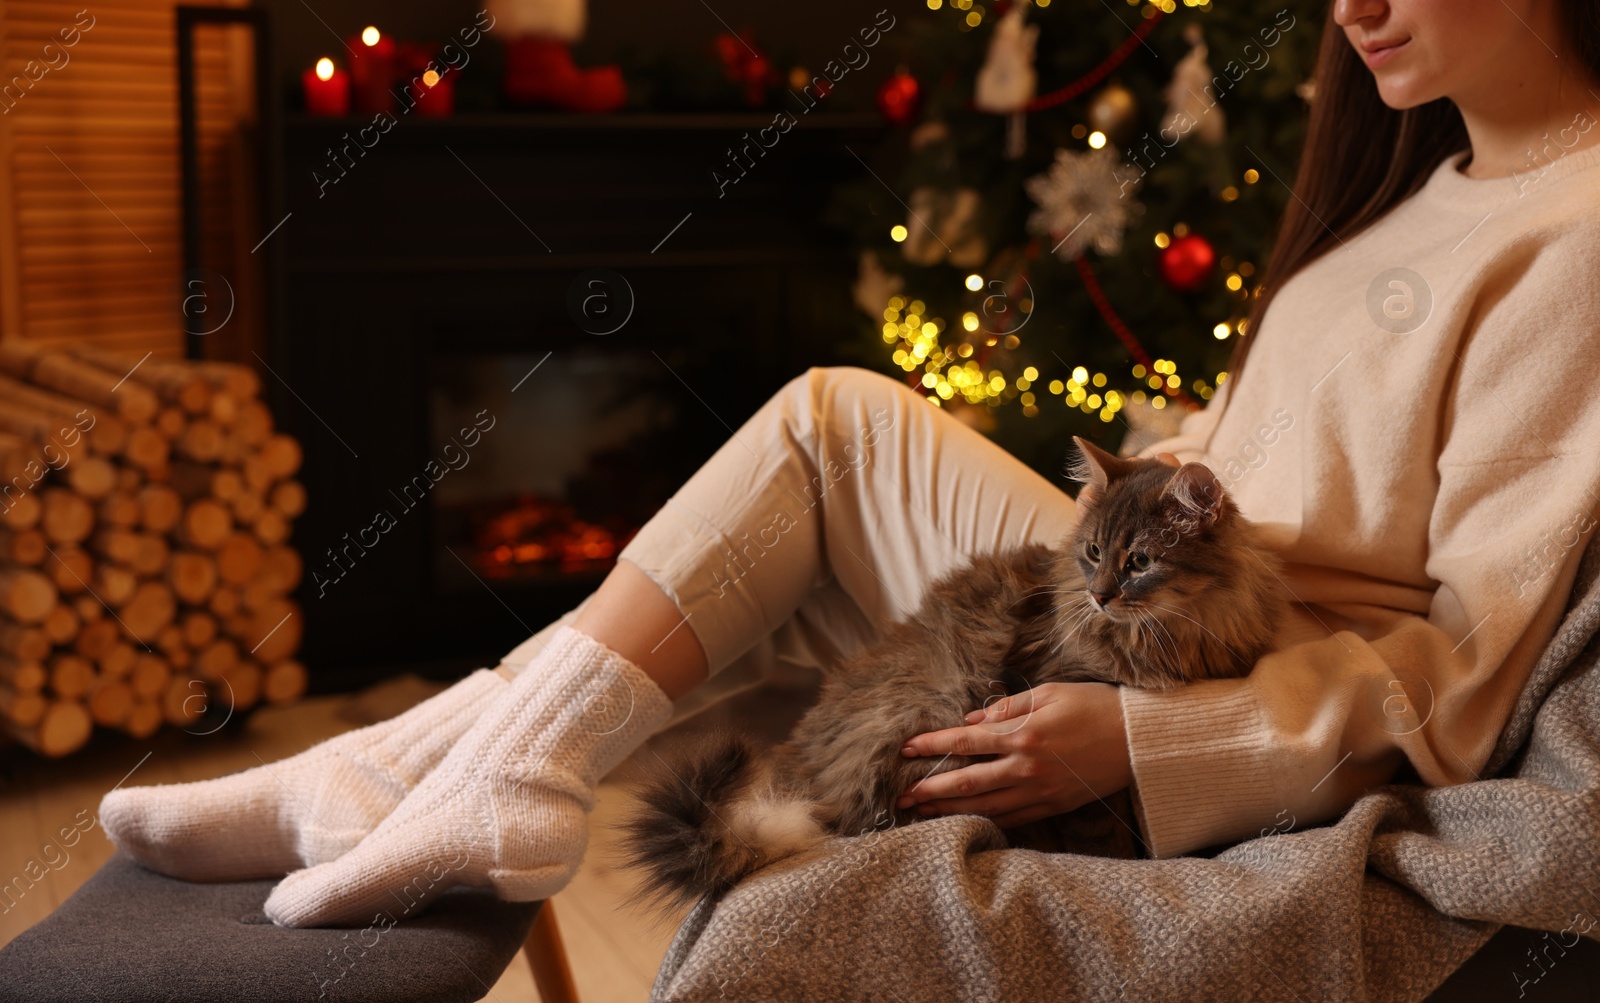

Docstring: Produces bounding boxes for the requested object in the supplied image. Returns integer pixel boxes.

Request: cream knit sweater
[1125,143,1600,857]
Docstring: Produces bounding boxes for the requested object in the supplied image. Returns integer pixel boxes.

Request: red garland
[1024,11,1165,112]
[1073,254,1198,408]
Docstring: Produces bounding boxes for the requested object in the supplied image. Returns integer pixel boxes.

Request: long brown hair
[1230,0,1600,381]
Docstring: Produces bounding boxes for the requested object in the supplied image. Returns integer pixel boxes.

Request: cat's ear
[1070,437,1137,490]
[1162,462,1226,528]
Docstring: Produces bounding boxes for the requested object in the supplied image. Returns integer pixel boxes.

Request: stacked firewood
[0,345,306,757]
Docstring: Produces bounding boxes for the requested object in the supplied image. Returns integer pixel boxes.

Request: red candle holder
[302,58,349,116]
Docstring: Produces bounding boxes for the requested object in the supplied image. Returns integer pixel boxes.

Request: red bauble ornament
[1158,233,1216,293]
[742,54,772,106]
[713,34,742,67]
[714,32,774,107]
[877,70,921,126]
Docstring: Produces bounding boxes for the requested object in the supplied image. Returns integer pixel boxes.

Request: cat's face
[1066,437,1234,627]
[1039,436,1281,687]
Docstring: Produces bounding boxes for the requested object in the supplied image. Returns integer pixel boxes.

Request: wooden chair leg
[524,900,581,1003]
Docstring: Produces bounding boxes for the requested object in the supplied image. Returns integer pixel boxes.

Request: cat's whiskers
[1050,590,1094,616]
[1024,589,1090,627]
[1129,607,1176,670]
[1010,586,1090,615]
[1016,585,1085,599]
[1143,600,1247,661]
[1131,605,1182,673]
[1050,594,1101,655]
[1053,602,1097,647]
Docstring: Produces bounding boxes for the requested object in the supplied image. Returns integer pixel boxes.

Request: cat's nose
[1090,590,1116,608]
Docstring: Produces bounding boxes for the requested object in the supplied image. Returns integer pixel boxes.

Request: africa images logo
[567,269,636,336]
[1365,268,1432,334]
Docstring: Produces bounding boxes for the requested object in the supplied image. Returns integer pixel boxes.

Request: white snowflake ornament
[1026,147,1142,260]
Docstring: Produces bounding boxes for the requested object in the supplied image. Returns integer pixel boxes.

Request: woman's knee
[777,366,920,440]
[794,364,910,399]
[748,367,914,493]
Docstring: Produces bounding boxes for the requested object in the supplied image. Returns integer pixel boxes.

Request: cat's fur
[621,437,1286,904]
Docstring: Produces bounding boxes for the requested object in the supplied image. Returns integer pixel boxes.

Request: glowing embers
[470,497,627,578]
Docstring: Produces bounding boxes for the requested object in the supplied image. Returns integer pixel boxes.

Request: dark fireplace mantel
[268,112,881,689]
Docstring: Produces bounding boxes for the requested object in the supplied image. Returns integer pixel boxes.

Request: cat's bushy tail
[620,733,826,905]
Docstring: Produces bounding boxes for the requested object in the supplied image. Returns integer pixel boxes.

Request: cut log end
[264,660,307,705]
[181,498,233,550]
[8,699,92,756]
[0,569,58,624]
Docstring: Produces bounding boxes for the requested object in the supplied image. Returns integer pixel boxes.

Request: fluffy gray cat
[622,437,1285,904]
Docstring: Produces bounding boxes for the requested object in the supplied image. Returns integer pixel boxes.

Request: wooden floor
[0,677,691,1003]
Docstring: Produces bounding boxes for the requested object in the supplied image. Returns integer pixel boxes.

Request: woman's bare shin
[570,558,709,699]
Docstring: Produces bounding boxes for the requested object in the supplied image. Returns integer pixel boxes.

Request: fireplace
[426,348,683,590]
[270,113,878,688]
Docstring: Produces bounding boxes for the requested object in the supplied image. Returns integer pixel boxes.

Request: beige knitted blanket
[649,539,1600,1001]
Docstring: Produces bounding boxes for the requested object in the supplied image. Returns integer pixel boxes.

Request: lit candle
[414,68,455,117]
[302,58,349,116]
[348,25,397,115]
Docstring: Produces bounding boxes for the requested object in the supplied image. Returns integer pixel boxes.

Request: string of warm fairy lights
[926,0,1210,29]
[882,279,1229,421]
[881,213,1247,424]
[881,0,1248,422]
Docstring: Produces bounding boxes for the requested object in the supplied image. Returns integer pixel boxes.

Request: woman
[102,0,1600,929]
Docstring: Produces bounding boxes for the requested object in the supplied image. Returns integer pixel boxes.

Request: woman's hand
[896,682,1132,828]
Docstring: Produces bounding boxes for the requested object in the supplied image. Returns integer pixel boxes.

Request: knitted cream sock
[264,626,672,927]
[99,669,507,882]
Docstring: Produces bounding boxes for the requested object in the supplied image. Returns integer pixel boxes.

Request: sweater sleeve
[1119,247,1600,858]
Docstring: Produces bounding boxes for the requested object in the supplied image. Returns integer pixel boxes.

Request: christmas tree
[836,0,1321,477]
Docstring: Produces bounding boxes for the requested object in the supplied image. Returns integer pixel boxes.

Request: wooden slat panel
[28,329,183,353]
[25,294,176,321]
[0,74,235,99]
[5,16,168,35]
[20,234,182,257]
[0,50,230,68]
[0,58,232,80]
[8,22,180,44]
[13,136,194,158]
[16,241,179,263]
[21,316,176,339]
[1,0,248,352]
[18,269,179,293]
[4,46,175,71]
[9,2,181,22]
[20,209,185,228]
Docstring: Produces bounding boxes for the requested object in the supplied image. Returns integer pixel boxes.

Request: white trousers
[501,366,1080,718]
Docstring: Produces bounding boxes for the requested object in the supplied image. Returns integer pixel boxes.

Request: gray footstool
[0,853,580,1002]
